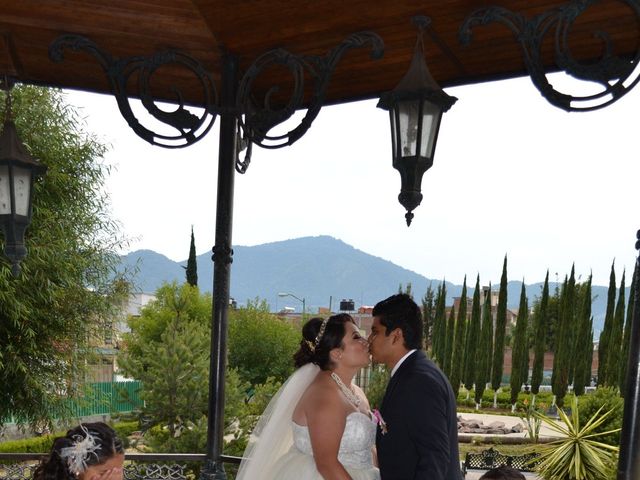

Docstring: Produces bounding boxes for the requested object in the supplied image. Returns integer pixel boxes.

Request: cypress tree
[620,262,638,392]
[605,271,625,386]
[443,304,456,378]
[491,255,508,407]
[531,271,549,401]
[421,285,436,350]
[432,281,447,365]
[450,277,468,396]
[565,265,577,386]
[510,281,529,410]
[474,284,493,409]
[463,275,482,393]
[184,227,198,287]
[552,275,571,408]
[573,275,592,397]
[598,261,617,386]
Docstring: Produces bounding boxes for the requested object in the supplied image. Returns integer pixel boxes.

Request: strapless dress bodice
[291,411,377,469]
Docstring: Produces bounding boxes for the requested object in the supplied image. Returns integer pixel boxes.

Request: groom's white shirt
[390,349,417,377]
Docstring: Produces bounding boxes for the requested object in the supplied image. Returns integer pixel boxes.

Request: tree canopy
[0,86,129,427]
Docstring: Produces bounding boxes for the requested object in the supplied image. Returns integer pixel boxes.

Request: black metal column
[200,53,238,480]
[618,229,640,480]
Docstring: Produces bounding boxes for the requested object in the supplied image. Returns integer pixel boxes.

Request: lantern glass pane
[398,100,420,157]
[390,110,397,158]
[12,166,31,216]
[419,100,441,158]
[0,165,10,214]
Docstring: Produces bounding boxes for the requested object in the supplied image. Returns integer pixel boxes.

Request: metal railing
[0,453,242,480]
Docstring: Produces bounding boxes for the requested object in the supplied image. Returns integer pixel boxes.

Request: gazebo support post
[201,53,238,480]
[618,229,640,480]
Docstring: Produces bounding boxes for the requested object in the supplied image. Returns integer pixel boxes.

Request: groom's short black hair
[372,293,423,350]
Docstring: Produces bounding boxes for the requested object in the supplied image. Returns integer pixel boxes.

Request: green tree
[510,282,529,410]
[449,277,468,395]
[432,281,447,365]
[122,314,210,437]
[474,284,493,409]
[228,298,300,385]
[184,226,198,287]
[620,262,637,393]
[531,271,549,401]
[598,262,616,386]
[421,284,435,350]
[398,282,413,298]
[443,304,456,378]
[124,282,211,362]
[552,272,573,408]
[463,275,481,394]
[605,271,625,387]
[573,275,593,397]
[0,86,130,428]
[491,255,508,407]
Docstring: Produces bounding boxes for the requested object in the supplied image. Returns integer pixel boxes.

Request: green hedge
[0,420,139,453]
[456,387,560,411]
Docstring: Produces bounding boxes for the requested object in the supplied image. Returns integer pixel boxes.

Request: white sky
[64,73,639,288]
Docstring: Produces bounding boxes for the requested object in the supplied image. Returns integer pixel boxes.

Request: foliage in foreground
[0,86,130,428]
[119,284,293,453]
[533,396,619,480]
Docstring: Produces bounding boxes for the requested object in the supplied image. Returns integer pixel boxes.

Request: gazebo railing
[0,453,242,480]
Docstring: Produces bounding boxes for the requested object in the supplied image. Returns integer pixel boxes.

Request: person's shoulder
[404,353,450,391]
[302,374,343,411]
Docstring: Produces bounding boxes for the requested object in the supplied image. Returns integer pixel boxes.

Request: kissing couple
[236,293,461,480]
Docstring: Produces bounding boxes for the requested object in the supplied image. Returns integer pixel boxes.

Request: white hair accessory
[59,426,101,475]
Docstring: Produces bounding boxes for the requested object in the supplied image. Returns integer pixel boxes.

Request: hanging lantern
[378,16,457,226]
[0,86,47,276]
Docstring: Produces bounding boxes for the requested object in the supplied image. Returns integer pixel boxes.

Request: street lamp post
[278,292,306,319]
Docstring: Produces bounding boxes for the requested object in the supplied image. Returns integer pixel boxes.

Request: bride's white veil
[235,363,320,480]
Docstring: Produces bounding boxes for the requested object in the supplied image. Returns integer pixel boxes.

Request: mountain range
[120,235,629,337]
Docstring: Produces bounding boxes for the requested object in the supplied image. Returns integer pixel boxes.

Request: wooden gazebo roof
[1,0,638,106]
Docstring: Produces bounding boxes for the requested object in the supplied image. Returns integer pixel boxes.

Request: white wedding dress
[235,364,380,480]
[270,411,380,479]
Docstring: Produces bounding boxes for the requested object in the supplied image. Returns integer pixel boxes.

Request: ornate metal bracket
[50,35,218,148]
[459,0,640,111]
[49,32,383,173]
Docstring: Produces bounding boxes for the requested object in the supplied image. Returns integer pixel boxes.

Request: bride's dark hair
[33,422,123,480]
[293,313,355,370]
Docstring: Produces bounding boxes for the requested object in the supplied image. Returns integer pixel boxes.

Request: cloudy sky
[65,72,639,288]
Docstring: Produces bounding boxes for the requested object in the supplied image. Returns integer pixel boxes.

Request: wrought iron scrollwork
[49,35,217,148]
[459,0,640,111]
[236,32,384,151]
[48,31,384,170]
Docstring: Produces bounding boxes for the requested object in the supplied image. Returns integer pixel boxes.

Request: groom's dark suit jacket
[376,350,461,480]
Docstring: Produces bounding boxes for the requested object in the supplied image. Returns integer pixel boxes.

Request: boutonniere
[372,409,388,435]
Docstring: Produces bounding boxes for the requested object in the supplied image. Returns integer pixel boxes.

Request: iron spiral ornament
[459,0,640,112]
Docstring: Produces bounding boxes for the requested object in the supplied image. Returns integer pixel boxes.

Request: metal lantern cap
[0,119,47,175]
[377,16,457,113]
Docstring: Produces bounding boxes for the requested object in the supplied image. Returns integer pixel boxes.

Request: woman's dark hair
[372,293,423,350]
[33,422,124,480]
[293,314,355,370]
[479,466,526,480]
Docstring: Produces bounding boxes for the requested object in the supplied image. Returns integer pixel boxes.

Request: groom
[368,293,461,480]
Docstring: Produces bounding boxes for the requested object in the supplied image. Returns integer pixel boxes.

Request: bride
[236,313,380,480]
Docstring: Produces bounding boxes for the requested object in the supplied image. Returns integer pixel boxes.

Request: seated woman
[33,422,124,480]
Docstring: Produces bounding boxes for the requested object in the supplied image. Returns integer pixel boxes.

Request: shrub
[578,387,623,446]
[534,396,619,480]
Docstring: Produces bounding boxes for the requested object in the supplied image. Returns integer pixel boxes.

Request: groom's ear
[391,328,404,345]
